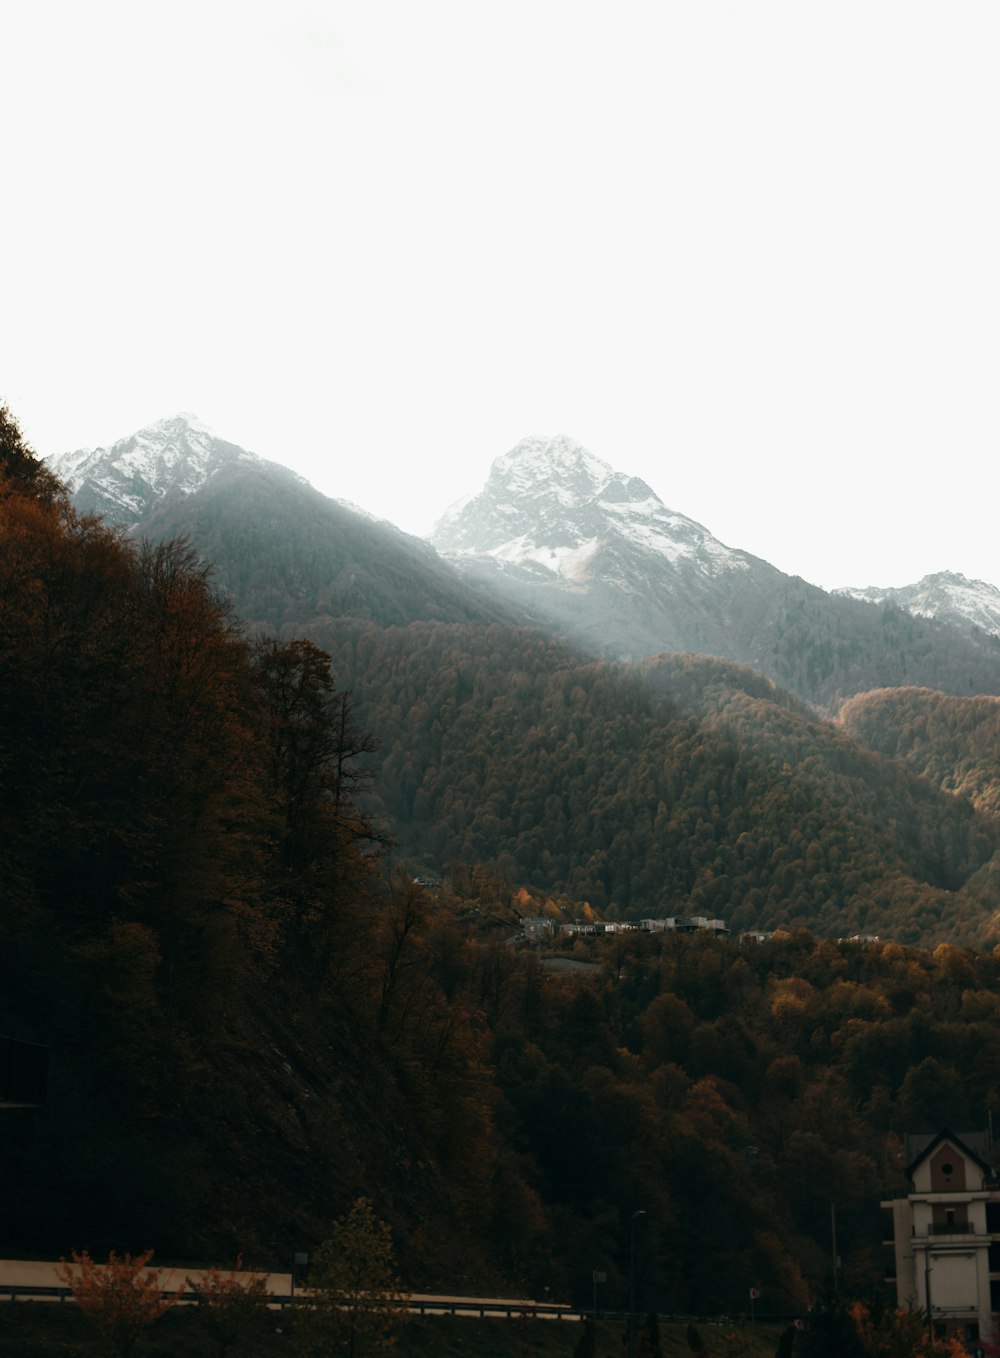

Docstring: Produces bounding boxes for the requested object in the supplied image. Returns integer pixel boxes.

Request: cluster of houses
[522,918,882,946]
[521,915,732,940]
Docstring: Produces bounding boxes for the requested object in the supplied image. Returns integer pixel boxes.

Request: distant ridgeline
[47,417,1000,712]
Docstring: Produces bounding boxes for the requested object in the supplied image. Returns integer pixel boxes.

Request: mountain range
[48,416,1000,711]
[24,397,1000,947]
[38,410,1000,946]
[49,414,518,635]
[836,571,1000,639]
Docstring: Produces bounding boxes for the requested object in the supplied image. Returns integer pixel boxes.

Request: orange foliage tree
[57,1249,182,1357]
[186,1258,269,1358]
[848,1301,968,1358]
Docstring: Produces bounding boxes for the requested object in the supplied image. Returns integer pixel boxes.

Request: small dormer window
[928,1143,968,1191]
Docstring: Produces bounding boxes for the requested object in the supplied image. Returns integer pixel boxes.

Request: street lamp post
[592,1269,606,1319]
[629,1210,646,1358]
[924,1246,934,1345]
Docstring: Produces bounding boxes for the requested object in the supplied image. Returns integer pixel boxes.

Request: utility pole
[831,1203,839,1296]
[592,1270,605,1319]
[629,1210,646,1358]
[925,1246,933,1345]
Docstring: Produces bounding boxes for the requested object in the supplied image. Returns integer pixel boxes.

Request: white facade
[883,1131,1000,1347]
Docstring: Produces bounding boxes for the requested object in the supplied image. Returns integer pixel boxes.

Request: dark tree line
[0,409,491,1274]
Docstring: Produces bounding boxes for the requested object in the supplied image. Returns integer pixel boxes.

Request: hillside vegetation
[137,459,522,634]
[839,685,1000,818]
[299,619,1000,946]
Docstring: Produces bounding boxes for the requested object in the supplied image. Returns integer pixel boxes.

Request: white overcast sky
[2,1,998,590]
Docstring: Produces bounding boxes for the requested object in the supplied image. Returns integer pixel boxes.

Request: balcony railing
[928,1222,974,1234]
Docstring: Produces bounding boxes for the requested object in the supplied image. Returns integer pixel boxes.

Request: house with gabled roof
[882,1128,1000,1348]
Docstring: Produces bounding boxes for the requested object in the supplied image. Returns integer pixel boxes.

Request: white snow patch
[487,535,602,582]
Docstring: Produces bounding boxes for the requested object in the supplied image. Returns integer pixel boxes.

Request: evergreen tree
[641,1309,662,1357]
[687,1321,707,1354]
[573,1315,597,1358]
[774,1324,797,1358]
[296,1198,402,1358]
[795,1292,864,1358]
[0,403,64,502]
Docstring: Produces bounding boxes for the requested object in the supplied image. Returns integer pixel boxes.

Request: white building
[883,1129,1000,1348]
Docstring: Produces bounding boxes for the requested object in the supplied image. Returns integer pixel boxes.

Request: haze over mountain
[318,623,1000,948]
[49,415,521,634]
[47,417,1000,709]
[432,435,1000,709]
[32,407,1000,946]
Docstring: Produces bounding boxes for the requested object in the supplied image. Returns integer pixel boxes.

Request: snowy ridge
[836,572,1000,638]
[490,434,619,505]
[46,413,261,526]
[431,434,748,582]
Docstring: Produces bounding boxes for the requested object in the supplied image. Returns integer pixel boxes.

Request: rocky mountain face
[433,434,748,574]
[836,572,1000,639]
[431,434,787,658]
[431,436,1000,708]
[46,413,262,526]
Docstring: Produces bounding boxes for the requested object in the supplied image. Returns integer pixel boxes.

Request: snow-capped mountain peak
[490,434,625,503]
[835,572,1000,638]
[431,434,746,583]
[426,433,778,665]
[46,413,259,527]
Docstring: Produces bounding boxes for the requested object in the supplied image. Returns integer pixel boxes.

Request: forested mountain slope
[304,620,1000,946]
[0,413,499,1280]
[839,686,1000,818]
[445,539,1000,711]
[136,458,523,634]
